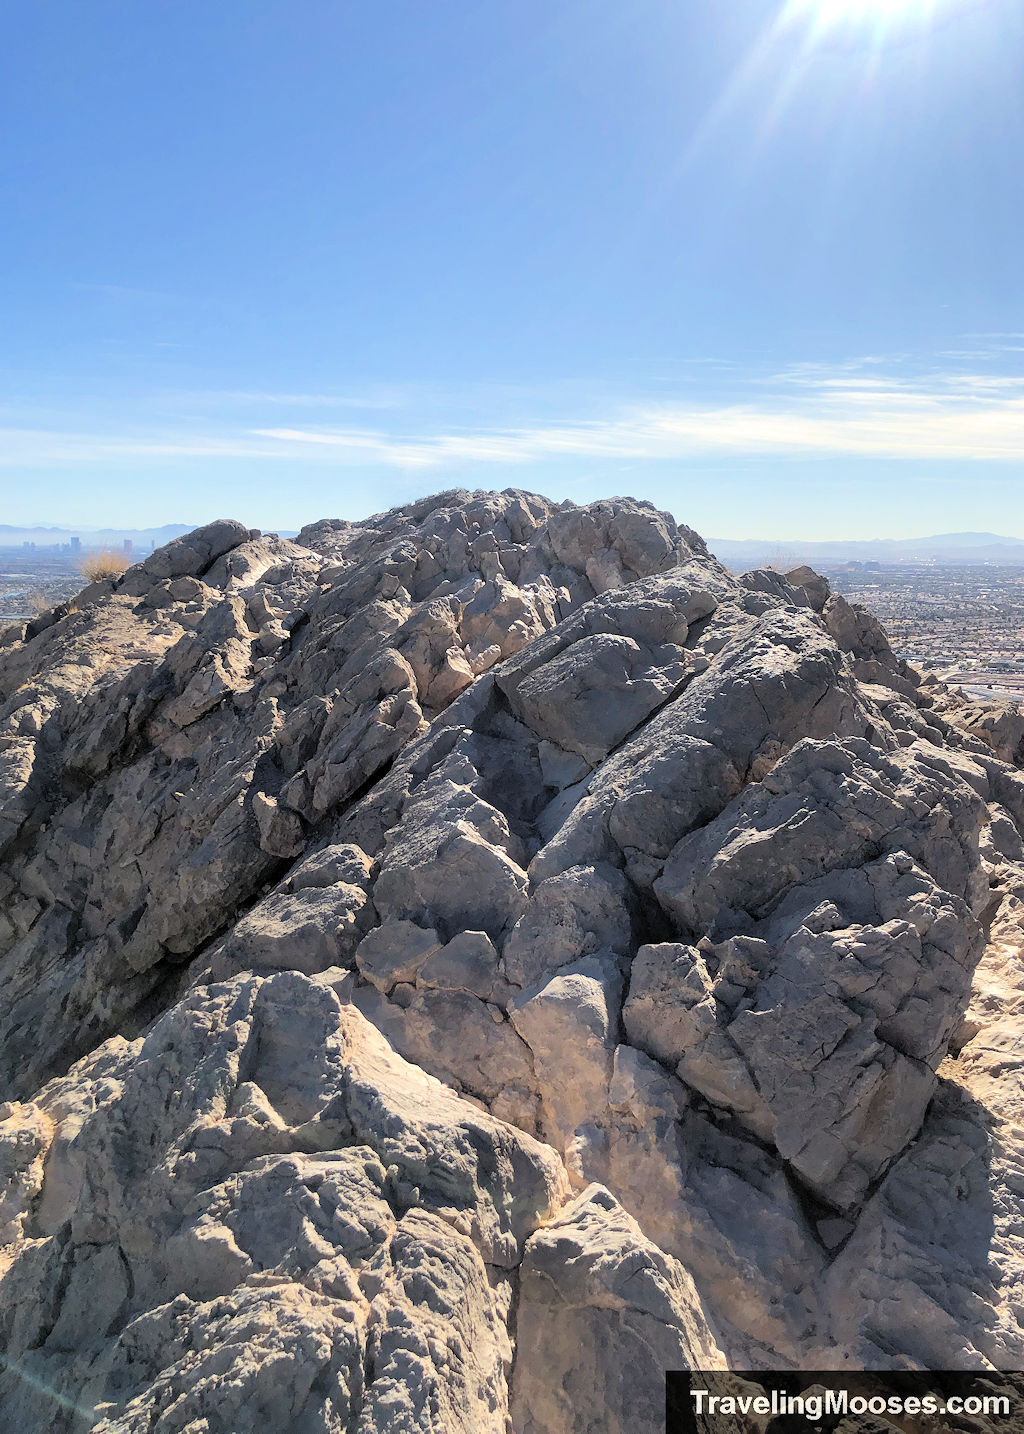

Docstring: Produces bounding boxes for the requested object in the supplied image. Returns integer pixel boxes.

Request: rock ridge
[1,490,1023,1429]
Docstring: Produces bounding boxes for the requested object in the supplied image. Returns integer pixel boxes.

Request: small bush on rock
[80,548,130,582]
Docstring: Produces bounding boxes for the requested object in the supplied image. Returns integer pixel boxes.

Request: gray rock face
[0,973,575,1431]
[510,951,624,1151]
[511,1184,720,1434]
[503,862,632,987]
[2,490,1024,1428]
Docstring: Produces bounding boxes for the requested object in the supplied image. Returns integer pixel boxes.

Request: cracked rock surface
[2,490,1024,1429]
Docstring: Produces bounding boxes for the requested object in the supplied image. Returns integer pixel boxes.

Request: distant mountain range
[707,532,1024,569]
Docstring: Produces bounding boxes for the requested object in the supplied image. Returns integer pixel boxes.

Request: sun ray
[782,0,948,33]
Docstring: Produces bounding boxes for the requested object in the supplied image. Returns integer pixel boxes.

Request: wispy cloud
[3,359,1024,470]
[0,429,288,463]
[252,371,1024,466]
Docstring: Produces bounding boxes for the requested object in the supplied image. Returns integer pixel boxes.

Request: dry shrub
[765,547,800,573]
[80,547,131,582]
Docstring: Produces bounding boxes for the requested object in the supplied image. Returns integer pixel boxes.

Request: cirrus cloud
[2,361,1023,469]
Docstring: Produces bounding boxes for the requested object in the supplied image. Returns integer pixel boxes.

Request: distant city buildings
[1,532,176,557]
[830,562,1024,706]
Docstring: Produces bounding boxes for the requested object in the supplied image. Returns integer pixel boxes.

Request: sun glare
[785,0,946,27]
[818,0,925,10]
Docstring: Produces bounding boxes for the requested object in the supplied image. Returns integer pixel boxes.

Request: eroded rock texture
[2,489,1024,1430]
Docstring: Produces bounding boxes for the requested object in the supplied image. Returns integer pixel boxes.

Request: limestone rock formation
[2,489,1024,1429]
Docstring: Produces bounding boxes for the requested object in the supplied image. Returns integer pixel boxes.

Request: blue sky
[2,0,1023,538]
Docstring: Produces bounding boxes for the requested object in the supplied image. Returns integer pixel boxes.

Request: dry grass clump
[80,548,131,582]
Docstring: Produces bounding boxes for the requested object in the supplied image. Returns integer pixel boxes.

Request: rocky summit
[1,489,1024,1431]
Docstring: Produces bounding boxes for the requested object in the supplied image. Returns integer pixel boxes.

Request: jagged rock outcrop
[2,489,1024,1430]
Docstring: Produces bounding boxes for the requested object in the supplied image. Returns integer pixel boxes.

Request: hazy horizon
[6,510,1024,551]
